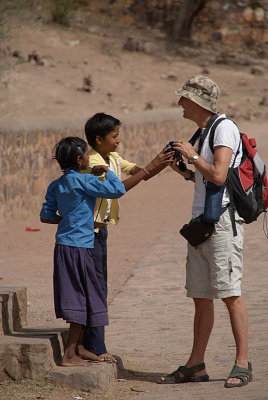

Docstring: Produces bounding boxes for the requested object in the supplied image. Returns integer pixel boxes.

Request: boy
[79,112,171,363]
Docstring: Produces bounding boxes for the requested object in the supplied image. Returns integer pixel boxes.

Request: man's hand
[172,141,197,161]
[91,165,109,176]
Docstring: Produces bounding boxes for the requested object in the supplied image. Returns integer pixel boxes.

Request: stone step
[0,286,117,392]
[0,328,67,379]
[0,286,27,335]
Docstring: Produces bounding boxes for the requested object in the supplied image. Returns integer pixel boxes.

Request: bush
[50,0,77,26]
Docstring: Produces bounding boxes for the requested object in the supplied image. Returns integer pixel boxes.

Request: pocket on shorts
[214,210,232,233]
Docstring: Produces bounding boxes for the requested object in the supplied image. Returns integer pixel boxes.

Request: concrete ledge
[0,109,180,134]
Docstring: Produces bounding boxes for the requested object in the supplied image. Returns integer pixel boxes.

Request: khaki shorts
[185,209,244,300]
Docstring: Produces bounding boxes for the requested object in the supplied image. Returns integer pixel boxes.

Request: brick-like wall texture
[0,109,191,222]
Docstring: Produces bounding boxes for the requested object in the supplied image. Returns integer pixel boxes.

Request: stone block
[48,362,117,393]
[0,292,12,335]
[0,287,27,334]
[0,329,68,379]
[1,336,54,379]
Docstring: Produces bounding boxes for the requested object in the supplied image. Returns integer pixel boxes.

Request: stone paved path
[106,217,268,400]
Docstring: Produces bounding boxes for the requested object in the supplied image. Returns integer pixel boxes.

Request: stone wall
[88,0,268,47]
[0,109,191,223]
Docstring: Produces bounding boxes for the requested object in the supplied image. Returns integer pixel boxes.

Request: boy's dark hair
[53,137,87,171]
[85,112,121,148]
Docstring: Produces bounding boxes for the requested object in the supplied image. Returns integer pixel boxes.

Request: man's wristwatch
[192,155,199,162]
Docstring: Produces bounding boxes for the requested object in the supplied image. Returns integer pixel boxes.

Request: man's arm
[169,159,196,183]
[173,141,232,185]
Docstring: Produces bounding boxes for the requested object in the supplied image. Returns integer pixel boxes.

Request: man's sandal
[157,363,209,384]
[224,362,253,388]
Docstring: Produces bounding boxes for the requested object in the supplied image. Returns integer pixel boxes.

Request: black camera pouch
[180,215,215,247]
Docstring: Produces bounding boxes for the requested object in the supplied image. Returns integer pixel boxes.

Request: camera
[164,141,186,172]
[164,141,181,158]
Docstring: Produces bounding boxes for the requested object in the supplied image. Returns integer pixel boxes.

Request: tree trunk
[173,0,208,41]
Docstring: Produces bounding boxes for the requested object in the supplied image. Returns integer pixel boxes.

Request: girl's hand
[91,165,109,176]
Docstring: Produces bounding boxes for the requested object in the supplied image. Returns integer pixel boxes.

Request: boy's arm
[121,149,173,191]
[130,164,166,181]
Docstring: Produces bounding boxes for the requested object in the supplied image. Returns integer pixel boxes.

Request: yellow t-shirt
[83,149,136,231]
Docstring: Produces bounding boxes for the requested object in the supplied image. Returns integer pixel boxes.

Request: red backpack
[209,118,268,226]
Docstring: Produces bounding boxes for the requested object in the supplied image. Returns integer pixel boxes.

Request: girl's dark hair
[53,137,87,171]
[85,112,121,148]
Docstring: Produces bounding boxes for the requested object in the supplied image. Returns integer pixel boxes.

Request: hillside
[0,2,267,121]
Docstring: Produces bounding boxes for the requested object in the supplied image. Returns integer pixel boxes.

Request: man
[159,75,252,388]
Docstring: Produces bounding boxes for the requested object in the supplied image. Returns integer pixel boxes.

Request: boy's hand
[151,148,174,168]
[91,165,109,176]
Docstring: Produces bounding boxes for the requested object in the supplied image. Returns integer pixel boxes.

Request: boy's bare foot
[99,353,118,363]
[61,354,89,367]
[76,344,103,362]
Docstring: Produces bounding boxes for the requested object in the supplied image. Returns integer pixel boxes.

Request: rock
[243,7,253,23]
[81,75,93,92]
[250,65,264,75]
[28,51,45,66]
[212,32,222,42]
[254,7,265,23]
[12,50,26,61]
[145,101,153,110]
[142,41,154,54]
[166,72,178,81]
[259,96,268,106]
[122,37,142,52]
[238,80,247,87]
[67,40,80,47]
[201,67,210,74]
[228,102,238,110]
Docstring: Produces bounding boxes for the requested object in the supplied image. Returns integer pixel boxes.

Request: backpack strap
[187,113,218,150]
[208,117,227,154]
[208,117,242,236]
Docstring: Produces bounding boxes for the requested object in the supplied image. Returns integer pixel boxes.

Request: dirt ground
[0,6,268,400]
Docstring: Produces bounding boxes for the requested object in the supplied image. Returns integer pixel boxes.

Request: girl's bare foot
[99,353,118,363]
[76,344,103,362]
[61,354,89,367]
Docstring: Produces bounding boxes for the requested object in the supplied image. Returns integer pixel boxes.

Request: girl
[40,136,126,367]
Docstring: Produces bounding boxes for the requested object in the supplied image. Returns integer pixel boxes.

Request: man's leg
[182,298,214,377]
[222,295,249,385]
[160,297,214,382]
